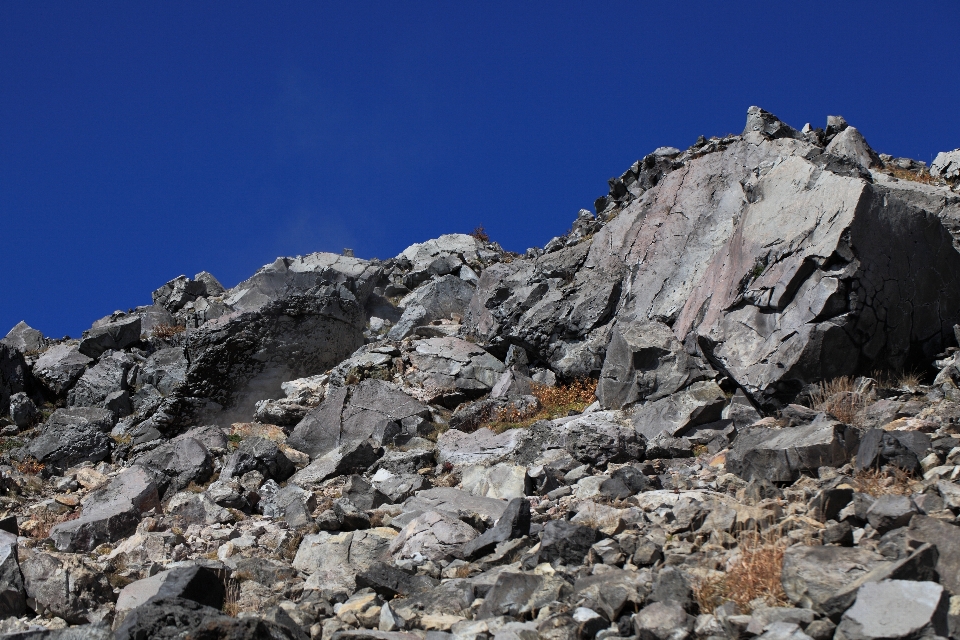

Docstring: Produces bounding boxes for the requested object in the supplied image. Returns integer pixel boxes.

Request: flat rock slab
[837,580,948,639]
[116,565,225,612]
[437,428,526,467]
[396,487,507,530]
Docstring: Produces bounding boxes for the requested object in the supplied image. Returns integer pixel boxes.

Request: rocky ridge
[1,108,960,639]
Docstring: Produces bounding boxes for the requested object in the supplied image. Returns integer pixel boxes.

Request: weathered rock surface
[26,407,115,472]
[78,315,141,359]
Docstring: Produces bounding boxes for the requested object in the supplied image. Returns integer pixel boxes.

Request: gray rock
[537,520,598,566]
[50,466,160,552]
[395,487,507,531]
[722,389,762,429]
[9,392,38,428]
[135,347,188,396]
[355,562,439,599]
[855,429,930,474]
[743,106,804,140]
[437,427,528,467]
[293,528,398,593]
[825,127,880,170]
[194,271,226,296]
[152,275,209,312]
[396,234,486,289]
[549,411,645,466]
[67,350,135,408]
[387,275,475,340]
[134,435,213,499]
[342,475,391,511]
[27,407,115,473]
[32,343,92,397]
[258,480,316,527]
[476,572,572,620]
[220,436,294,482]
[253,397,309,426]
[404,336,506,406]
[19,549,113,623]
[2,321,46,353]
[371,471,427,504]
[460,463,530,500]
[780,545,886,614]
[648,566,693,610]
[461,497,531,559]
[865,495,917,534]
[115,565,225,613]
[165,492,234,526]
[907,515,960,595]
[931,149,960,183]
[0,531,25,617]
[112,597,222,640]
[598,321,714,409]
[631,381,726,441]
[287,380,429,459]
[726,414,859,483]
[389,510,478,562]
[78,315,141,359]
[287,438,383,487]
[836,580,948,639]
[632,601,694,640]
[755,621,813,640]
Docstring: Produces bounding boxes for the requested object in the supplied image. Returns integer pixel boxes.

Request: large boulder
[0,531,25,617]
[287,379,429,459]
[387,274,475,340]
[931,149,960,183]
[2,321,46,353]
[389,510,478,562]
[32,343,93,397]
[630,380,727,441]
[115,565,225,614]
[726,414,859,483]
[67,350,135,409]
[19,548,114,623]
[220,435,294,482]
[78,315,141,359]
[49,466,159,552]
[0,343,32,418]
[26,407,114,473]
[293,528,397,593]
[836,580,948,640]
[547,411,645,466]
[403,336,506,405]
[395,233,486,289]
[134,434,214,499]
[597,321,714,409]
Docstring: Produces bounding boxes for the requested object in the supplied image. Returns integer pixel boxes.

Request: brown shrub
[15,457,45,475]
[470,226,490,243]
[853,467,919,497]
[27,508,79,539]
[877,164,938,185]
[807,377,866,425]
[152,323,186,340]
[694,532,788,614]
[488,378,597,433]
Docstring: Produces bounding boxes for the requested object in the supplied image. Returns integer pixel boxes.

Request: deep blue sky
[2,2,958,338]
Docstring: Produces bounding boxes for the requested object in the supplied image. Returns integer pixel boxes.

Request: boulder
[389,510,479,562]
[404,336,506,405]
[134,435,214,499]
[394,487,507,531]
[355,562,439,599]
[287,380,429,459]
[824,127,880,171]
[631,381,726,441]
[460,464,529,500]
[113,597,222,640]
[67,350,135,408]
[258,480,316,527]
[461,497,531,559]
[387,275,475,340]
[537,520,598,566]
[549,411,645,466]
[220,436,294,482]
[780,545,886,615]
[115,565,225,613]
[165,492,234,526]
[19,549,113,623]
[49,466,160,552]
[855,429,930,474]
[287,439,383,487]
[865,495,917,534]
[2,321,46,353]
[78,315,141,359]
[836,580,948,639]
[907,515,960,595]
[396,234,485,288]
[437,427,527,467]
[476,572,572,620]
[32,343,92,397]
[152,275,209,312]
[135,347,188,396]
[293,528,397,593]
[632,602,695,640]
[341,475,391,511]
[726,415,859,483]
[27,407,115,473]
[931,149,960,183]
[598,321,714,409]
[0,531,25,617]
[9,391,38,427]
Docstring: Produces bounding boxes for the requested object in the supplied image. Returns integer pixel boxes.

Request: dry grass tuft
[152,323,187,339]
[853,467,920,497]
[693,532,788,614]
[222,574,242,616]
[15,457,45,475]
[808,377,866,425]
[26,508,79,539]
[877,164,939,185]
[470,226,490,243]
[488,379,597,433]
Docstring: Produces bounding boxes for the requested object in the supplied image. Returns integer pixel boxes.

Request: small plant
[853,467,919,497]
[807,376,866,425]
[111,434,132,446]
[0,437,23,454]
[152,323,187,340]
[749,259,766,280]
[15,457,45,475]
[877,164,938,185]
[693,532,788,614]
[470,225,490,243]
[487,379,598,433]
[227,434,243,448]
[26,508,79,539]
[222,574,242,616]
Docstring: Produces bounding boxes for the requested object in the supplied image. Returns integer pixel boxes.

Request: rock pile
[2,107,960,639]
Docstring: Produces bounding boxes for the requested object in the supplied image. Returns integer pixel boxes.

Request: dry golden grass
[222,575,242,617]
[15,457,45,475]
[26,508,79,539]
[488,379,597,433]
[853,467,920,497]
[152,323,186,339]
[877,164,938,185]
[808,377,866,425]
[693,532,788,614]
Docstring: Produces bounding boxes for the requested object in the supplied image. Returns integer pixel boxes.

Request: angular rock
[165,492,233,526]
[549,411,644,466]
[9,391,38,428]
[32,343,92,397]
[115,565,225,613]
[598,321,714,409]
[2,321,46,353]
[836,580,948,639]
[780,545,886,614]
[631,381,726,441]
[856,429,930,474]
[135,347,188,397]
[293,528,397,593]
[355,562,438,599]
[342,475,391,511]
[865,495,917,534]
[287,380,429,459]
[134,434,214,499]
[220,436,294,482]
[152,275,209,313]
[461,497,531,559]
[476,572,572,620]
[825,127,880,171]
[437,427,527,467]
[460,464,529,500]
[726,415,859,483]
[404,336,506,405]
[907,515,960,595]
[395,488,507,531]
[387,275,475,341]
[50,466,159,552]
[67,350,135,408]
[113,597,222,640]
[389,510,478,562]
[931,149,960,183]
[78,315,141,359]
[27,407,114,473]
[537,520,598,566]
[0,531,25,617]
[19,549,113,623]
[287,439,383,487]
[258,480,316,527]
[633,602,694,640]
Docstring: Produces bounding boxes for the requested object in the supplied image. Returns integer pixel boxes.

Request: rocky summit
[2,108,960,640]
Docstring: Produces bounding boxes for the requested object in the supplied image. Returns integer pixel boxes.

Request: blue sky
[2,2,959,338]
